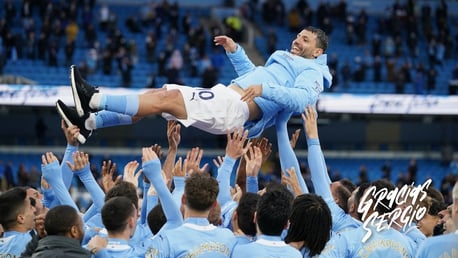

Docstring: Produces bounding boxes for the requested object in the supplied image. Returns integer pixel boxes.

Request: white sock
[90,93,102,109]
[85,113,96,130]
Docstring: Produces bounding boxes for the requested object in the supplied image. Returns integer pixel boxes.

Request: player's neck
[184,208,210,220]
[108,230,131,241]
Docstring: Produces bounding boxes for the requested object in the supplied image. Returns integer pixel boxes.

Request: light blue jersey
[227,45,332,138]
[217,156,238,229]
[0,231,32,257]
[145,217,236,258]
[83,213,152,248]
[234,235,255,245]
[98,238,145,258]
[399,223,425,253]
[319,224,413,258]
[415,232,458,258]
[232,234,302,258]
[307,138,361,232]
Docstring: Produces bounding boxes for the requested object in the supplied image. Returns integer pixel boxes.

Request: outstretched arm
[171,157,186,208]
[60,120,79,189]
[275,111,308,194]
[41,152,78,210]
[302,106,332,200]
[217,128,250,206]
[142,147,183,229]
[163,121,181,189]
[67,151,105,212]
[244,146,262,193]
[303,106,360,232]
[214,35,256,76]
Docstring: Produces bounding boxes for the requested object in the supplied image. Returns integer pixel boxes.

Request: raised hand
[213,35,237,53]
[244,146,262,177]
[212,156,224,168]
[123,161,142,188]
[35,213,47,238]
[186,147,208,175]
[66,151,89,172]
[252,137,272,164]
[151,144,164,161]
[142,146,159,164]
[61,120,79,146]
[225,128,250,160]
[302,105,319,139]
[42,152,58,165]
[282,167,303,197]
[167,120,181,150]
[240,84,262,103]
[173,157,187,177]
[101,160,121,193]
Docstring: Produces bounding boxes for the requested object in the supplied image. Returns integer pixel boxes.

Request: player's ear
[313,48,324,58]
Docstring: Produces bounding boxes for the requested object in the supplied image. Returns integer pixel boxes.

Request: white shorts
[161,84,249,135]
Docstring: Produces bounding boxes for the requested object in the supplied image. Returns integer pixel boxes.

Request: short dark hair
[305,26,328,52]
[236,192,259,237]
[105,181,139,209]
[285,194,332,256]
[45,205,80,236]
[334,183,352,213]
[425,186,445,204]
[147,203,166,235]
[339,178,356,193]
[427,197,447,216]
[354,182,370,220]
[0,188,28,230]
[102,196,136,234]
[368,179,396,214]
[256,186,293,236]
[184,173,219,211]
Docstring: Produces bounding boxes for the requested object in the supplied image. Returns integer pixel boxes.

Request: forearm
[226,44,256,76]
[74,165,105,212]
[42,161,78,210]
[216,156,236,206]
[235,158,247,193]
[83,204,97,223]
[163,148,177,189]
[246,176,258,193]
[41,187,57,208]
[171,176,185,208]
[140,182,151,225]
[307,138,333,201]
[276,121,308,194]
[143,159,183,225]
[61,144,78,189]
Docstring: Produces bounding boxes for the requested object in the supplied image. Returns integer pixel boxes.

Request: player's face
[418,213,440,237]
[290,29,323,59]
[443,207,456,234]
[27,188,44,215]
[21,197,37,231]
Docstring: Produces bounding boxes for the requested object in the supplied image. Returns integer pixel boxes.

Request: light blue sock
[95,111,133,129]
[100,94,139,116]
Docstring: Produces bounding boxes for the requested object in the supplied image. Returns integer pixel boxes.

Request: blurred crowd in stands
[0,0,456,93]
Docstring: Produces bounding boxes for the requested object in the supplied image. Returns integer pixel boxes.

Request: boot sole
[56,101,87,144]
[70,66,85,118]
